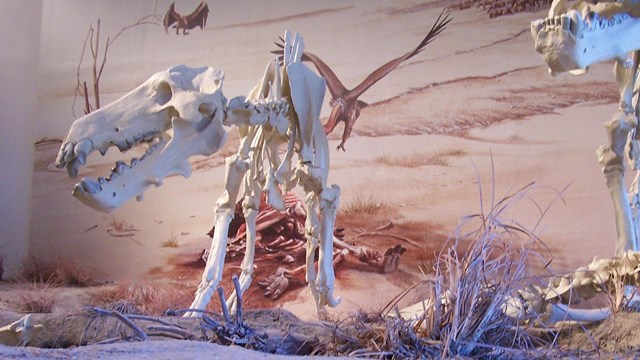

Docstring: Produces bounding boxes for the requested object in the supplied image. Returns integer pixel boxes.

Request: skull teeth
[535,10,631,40]
[75,135,164,195]
[79,177,101,194]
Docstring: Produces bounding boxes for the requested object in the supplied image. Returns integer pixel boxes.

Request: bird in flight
[274,10,451,151]
[163,2,210,35]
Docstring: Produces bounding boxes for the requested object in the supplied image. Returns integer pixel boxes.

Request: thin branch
[218,287,231,324]
[93,19,101,109]
[87,306,149,341]
[89,24,97,59]
[83,82,90,115]
[72,1,161,117]
[353,232,422,249]
[233,275,244,325]
[147,325,196,339]
[73,27,93,118]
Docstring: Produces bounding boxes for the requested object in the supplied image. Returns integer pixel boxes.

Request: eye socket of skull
[195,107,215,131]
[155,81,173,105]
[198,103,214,117]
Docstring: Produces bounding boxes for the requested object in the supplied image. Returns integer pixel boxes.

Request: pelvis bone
[56,65,228,212]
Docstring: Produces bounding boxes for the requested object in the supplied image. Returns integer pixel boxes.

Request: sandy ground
[3,0,640,357]
[20,0,631,339]
[0,339,351,360]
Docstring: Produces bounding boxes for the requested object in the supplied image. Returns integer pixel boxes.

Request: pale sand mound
[0,340,348,360]
[0,307,350,359]
[561,313,640,358]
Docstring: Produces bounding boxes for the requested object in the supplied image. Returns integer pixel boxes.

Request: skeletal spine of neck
[56,32,341,319]
[274,10,451,151]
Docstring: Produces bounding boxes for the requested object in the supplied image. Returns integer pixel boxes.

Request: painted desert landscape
[3,0,640,358]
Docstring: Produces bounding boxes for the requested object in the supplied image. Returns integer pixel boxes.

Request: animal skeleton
[404,0,640,324]
[205,193,406,300]
[532,0,640,255]
[401,0,640,326]
[527,0,640,323]
[163,2,210,35]
[55,32,340,318]
[273,11,451,151]
[502,250,640,324]
[398,250,640,325]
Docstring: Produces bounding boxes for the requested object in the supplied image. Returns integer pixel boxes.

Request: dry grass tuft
[326,172,558,358]
[340,193,388,215]
[161,234,180,248]
[108,219,136,232]
[375,148,467,168]
[418,187,550,357]
[90,281,193,315]
[13,257,98,287]
[507,134,524,143]
[16,284,57,313]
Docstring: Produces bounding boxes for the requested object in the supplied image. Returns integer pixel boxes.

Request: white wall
[0,0,42,277]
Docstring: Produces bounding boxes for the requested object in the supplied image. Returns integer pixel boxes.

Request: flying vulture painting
[163,2,210,35]
[274,11,451,150]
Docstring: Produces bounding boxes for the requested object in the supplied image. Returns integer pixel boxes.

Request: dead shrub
[13,257,98,287]
[107,219,138,236]
[507,134,524,143]
[161,234,180,248]
[375,148,467,168]
[16,284,57,313]
[341,193,388,215]
[326,175,559,358]
[91,281,193,315]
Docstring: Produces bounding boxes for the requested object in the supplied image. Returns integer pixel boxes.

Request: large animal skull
[56,65,228,212]
[531,0,640,76]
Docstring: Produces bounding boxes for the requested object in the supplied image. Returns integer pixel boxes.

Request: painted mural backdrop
[31,0,622,318]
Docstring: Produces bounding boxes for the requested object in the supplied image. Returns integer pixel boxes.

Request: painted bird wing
[349,10,451,101]
[273,39,347,100]
[163,3,180,33]
[185,2,210,29]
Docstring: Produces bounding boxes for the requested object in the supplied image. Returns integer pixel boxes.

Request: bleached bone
[185,31,340,319]
[401,3,640,325]
[56,65,227,212]
[57,32,340,319]
[0,315,44,347]
[400,251,640,325]
[531,1,640,254]
[503,0,640,325]
[502,251,640,324]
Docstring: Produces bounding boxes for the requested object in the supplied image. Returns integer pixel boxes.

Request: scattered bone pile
[202,193,406,300]
[208,193,308,264]
[505,250,640,324]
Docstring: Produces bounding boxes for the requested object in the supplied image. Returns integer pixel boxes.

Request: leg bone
[185,154,249,317]
[227,193,260,312]
[316,185,342,309]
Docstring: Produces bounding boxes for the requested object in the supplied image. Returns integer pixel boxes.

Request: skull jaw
[532,9,640,75]
[72,137,170,213]
[58,65,228,212]
[536,30,585,74]
[73,116,227,213]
